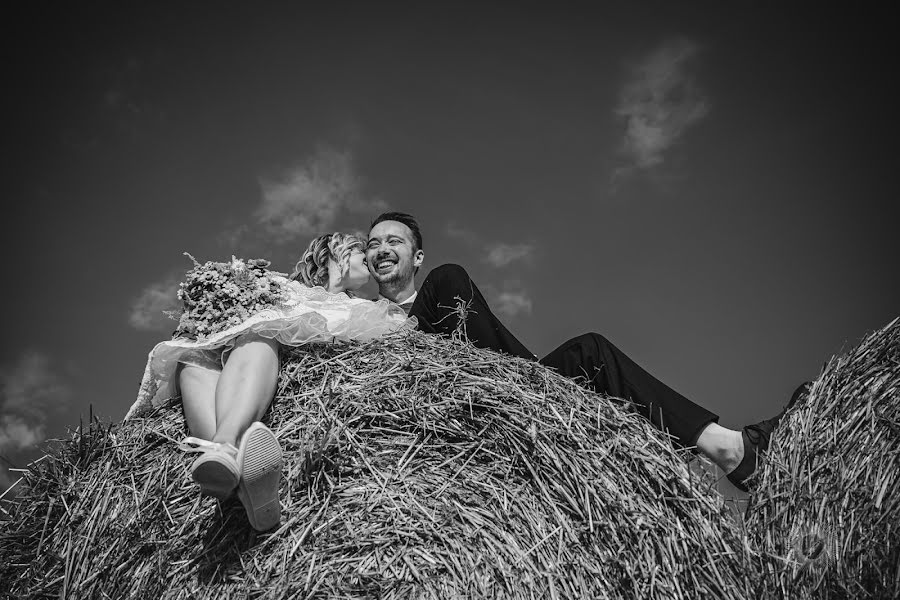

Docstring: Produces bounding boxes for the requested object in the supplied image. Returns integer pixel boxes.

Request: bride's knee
[226,334,279,371]
[178,362,219,390]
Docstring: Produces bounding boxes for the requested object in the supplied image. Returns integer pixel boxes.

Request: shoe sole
[192,453,240,501]
[237,423,283,531]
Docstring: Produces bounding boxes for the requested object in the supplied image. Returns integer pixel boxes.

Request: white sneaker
[236,422,283,531]
[179,438,240,501]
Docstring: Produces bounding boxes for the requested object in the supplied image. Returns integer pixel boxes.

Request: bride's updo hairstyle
[291,232,364,289]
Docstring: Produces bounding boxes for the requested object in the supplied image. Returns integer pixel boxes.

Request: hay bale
[2,331,765,599]
[744,317,900,599]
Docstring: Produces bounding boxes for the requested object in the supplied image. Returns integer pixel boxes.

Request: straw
[745,317,900,599]
[9,318,897,598]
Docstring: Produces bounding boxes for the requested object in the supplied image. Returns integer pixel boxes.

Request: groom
[364,211,807,491]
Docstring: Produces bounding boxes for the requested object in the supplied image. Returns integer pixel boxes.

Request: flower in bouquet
[172,253,289,341]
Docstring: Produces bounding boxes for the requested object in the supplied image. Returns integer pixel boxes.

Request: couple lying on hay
[134,211,810,532]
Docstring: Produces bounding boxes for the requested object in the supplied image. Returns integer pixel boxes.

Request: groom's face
[366,220,422,288]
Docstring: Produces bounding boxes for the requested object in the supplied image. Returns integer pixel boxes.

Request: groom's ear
[413,249,424,269]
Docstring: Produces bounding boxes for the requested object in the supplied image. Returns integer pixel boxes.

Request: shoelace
[177,437,238,458]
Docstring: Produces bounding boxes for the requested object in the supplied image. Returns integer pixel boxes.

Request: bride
[132,233,413,531]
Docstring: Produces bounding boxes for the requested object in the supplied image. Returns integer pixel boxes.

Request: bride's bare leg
[179,364,219,440]
[211,335,280,446]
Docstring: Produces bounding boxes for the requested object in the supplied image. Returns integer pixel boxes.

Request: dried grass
[5,319,897,599]
[745,317,900,598]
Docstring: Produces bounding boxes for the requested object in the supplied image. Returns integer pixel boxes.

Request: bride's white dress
[128,277,415,419]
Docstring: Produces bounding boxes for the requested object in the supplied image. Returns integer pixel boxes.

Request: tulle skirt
[128,287,415,419]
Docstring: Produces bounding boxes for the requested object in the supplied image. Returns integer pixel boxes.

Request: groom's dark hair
[370,212,423,252]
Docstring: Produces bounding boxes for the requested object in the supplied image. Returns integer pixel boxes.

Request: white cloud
[0,415,44,450]
[494,290,533,318]
[484,243,534,268]
[128,145,388,331]
[485,280,534,319]
[445,226,535,269]
[128,275,181,332]
[255,146,386,243]
[614,38,709,179]
[0,352,72,453]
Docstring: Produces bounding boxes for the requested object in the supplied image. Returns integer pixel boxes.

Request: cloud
[484,280,533,319]
[484,243,534,268]
[0,415,45,450]
[128,275,181,332]
[446,226,535,269]
[1,352,72,495]
[614,38,709,179]
[255,147,387,244]
[494,290,533,318]
[130,146,386,331]
[1,352,72,461]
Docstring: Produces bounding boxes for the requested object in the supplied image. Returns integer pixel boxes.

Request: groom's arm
[409,264,535,360]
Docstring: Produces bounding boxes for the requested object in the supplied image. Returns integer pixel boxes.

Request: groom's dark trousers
[409,264,719,447]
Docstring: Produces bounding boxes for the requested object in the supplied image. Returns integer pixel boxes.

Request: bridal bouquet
[171,253,289,341]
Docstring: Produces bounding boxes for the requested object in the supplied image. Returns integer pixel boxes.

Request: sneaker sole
[192,453,240,501]
[237,423,283,531]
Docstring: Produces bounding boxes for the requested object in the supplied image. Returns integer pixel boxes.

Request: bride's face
[341,248,370,291]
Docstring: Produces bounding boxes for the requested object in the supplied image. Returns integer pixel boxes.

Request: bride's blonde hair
[291,232,363,289]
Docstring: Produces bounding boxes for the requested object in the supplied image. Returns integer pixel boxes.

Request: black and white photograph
[1,3,898,598]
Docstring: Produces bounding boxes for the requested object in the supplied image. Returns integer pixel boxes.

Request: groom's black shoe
[727,382,812,492]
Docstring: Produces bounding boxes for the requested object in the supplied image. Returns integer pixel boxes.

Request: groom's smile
[366,219,424,295]
[373,257,398,274]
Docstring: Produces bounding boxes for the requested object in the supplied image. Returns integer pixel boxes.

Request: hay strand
[745,317,900,599]
[7,319,897,598]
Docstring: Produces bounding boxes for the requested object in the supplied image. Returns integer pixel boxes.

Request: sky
[2,3,898,497]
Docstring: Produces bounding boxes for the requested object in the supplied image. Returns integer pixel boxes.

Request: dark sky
[2,3,898,496]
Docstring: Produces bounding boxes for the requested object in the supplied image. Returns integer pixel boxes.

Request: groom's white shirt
[380,290,417,315]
